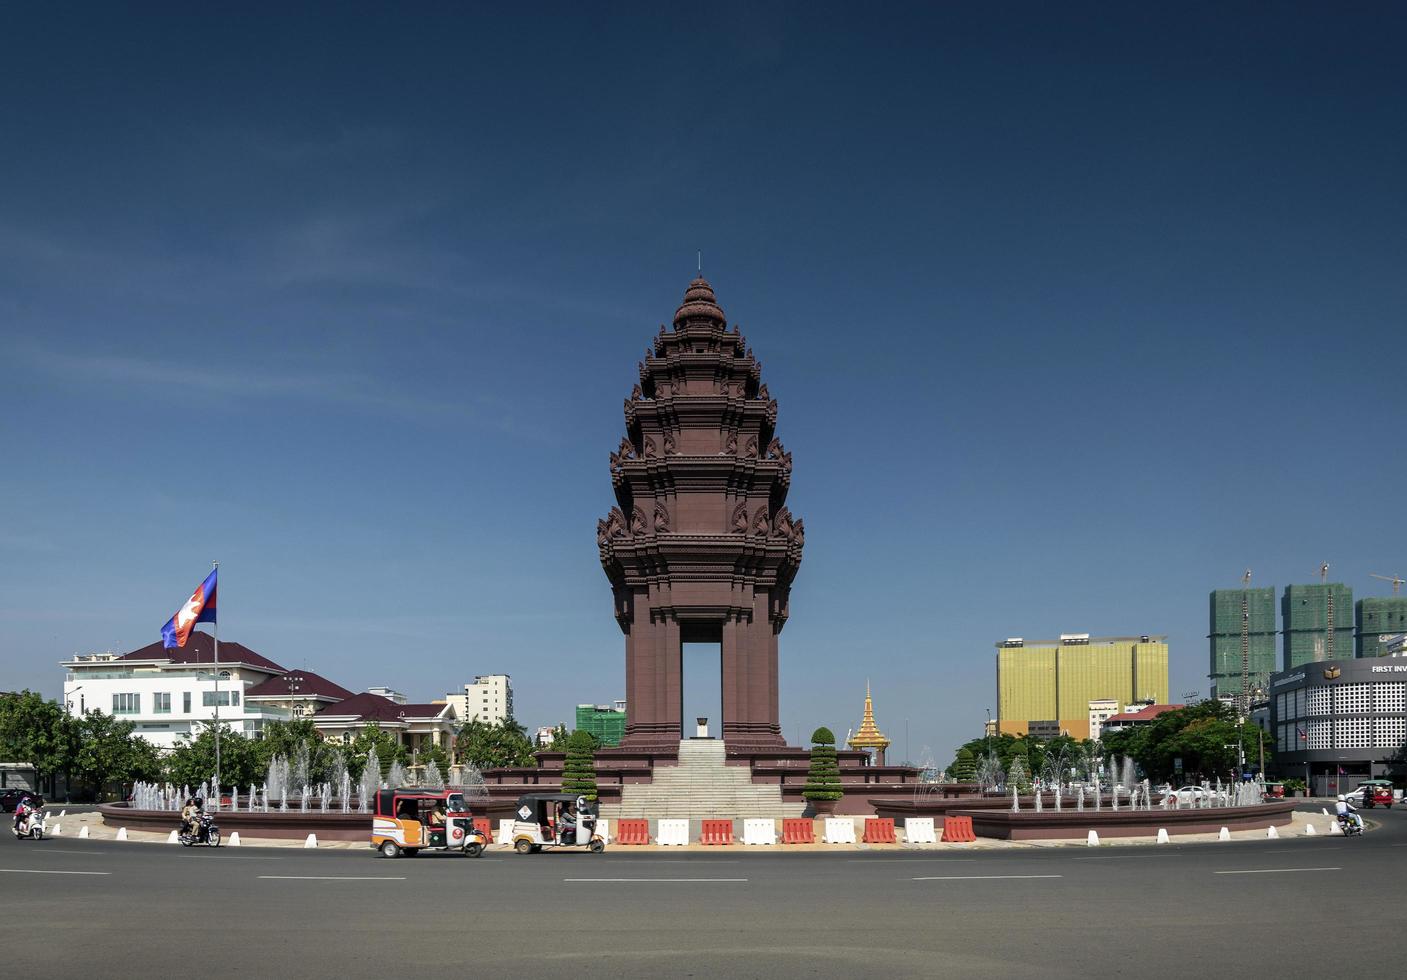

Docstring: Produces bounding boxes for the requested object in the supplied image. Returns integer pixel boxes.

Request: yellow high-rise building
[996,634,1169,740]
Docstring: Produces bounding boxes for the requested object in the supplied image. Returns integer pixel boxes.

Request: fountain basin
[868,799,1299,840]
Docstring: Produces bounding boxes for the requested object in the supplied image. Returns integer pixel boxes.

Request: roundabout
[3,803,1402,979]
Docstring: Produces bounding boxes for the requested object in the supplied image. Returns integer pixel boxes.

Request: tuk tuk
[372,788,488,858]
[510,793,605,854]
[1358,780,1394,809]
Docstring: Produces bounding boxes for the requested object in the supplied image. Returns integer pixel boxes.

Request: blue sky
[2,5,1404,762]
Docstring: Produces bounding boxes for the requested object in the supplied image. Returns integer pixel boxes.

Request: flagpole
[213,559,220,790]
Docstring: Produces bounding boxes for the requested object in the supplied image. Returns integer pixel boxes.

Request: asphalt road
[3,806,1404,979]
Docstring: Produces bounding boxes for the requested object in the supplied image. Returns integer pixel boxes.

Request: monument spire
[848,681,891,765]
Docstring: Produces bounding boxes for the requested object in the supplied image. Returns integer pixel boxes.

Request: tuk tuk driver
[427,801,446,827]
[559,800,578,844]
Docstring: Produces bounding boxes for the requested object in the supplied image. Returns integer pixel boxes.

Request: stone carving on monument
[598,276,803,748]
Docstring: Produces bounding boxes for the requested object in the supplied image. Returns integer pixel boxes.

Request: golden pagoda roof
[848,680,890,751]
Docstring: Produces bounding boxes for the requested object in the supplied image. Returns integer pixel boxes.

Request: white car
[1166,785,1229,805]
[1339,786,1366,805]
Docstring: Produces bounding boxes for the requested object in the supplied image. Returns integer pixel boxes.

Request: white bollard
[1086,830,1100,847]
[304,834,318,848]
[58,810,66,819]
[742,818,776,845]
[823,817,857,844]
[1321,808,1331,816]
[657,819,689,846]
[596,818,610,843]
[229,832,241,846]
[166,830,178,844]
[1218,827,1230,841]
[116,827,128,841]
[1156,828,1169,844]
[1304,822,1316,836]
[905,817,937,845]
[79,825,90,839]
[1329,820,1342,836]
[49,823,61,836]
[1267,825,1279,839]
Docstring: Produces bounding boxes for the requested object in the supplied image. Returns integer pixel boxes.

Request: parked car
[1340,786,1366,805]
[1167,785,1229,805]
[0,789,40,813]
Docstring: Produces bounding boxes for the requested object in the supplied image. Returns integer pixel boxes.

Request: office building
[1282,583,1353,670]
[1270,657,1407,793]
[576,701,627,746]
[444,674,513,725]
[1208,587,1277,699]
[1356,597,1407,658]
[995,634,1169,740]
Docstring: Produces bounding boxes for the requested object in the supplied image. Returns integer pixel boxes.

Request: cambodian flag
[160,568,218,648]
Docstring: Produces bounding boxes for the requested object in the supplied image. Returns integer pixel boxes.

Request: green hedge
[803,727,843,802]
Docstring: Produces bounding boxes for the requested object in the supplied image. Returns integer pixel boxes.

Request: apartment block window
[153,693,172,714]
[112,693,140,714]
[202,691,236,707]
[183,692,191,713]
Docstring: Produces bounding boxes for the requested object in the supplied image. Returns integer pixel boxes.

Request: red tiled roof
[245,670,356,702]
[117,632,286,675]
[1104,704,1183,725]
[313,692,453,723]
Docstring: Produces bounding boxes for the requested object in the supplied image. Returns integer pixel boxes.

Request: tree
[346,725,409,780]
[0,690,72,790]
[803,727,843,802]
[1102,701,1272,783]
[951,746,977,782]
[165,723,262,790]
[70,711,163,799]
[455,719,536,769]
[545,723,570,748]
[560,730,598,802]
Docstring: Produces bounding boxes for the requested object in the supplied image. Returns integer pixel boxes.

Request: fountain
[1076,786,1085,812]
[424,760,444,789]
[1011,785,1020,812]
[340,771,352,814]
[386,760,408,790]
[359,748,381,813]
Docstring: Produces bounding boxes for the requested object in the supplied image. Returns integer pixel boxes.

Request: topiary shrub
[952,746,977,782]
[803,726,843,802]
[560,730,598,802]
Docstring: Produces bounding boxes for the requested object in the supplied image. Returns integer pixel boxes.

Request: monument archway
[597,277,803,749]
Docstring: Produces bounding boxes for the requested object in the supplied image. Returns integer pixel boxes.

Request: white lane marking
[1214,867,1340,875]
[912,874,1063,881]
[563,878,747,883]
[1,869,111,876]
[258,875,406,881]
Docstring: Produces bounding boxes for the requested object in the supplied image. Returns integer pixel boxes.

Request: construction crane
[1320,563,1336,659]
[1370,573,1405,595]
[1240,569,1251,718]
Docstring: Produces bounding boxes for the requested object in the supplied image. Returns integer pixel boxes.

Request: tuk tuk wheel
[514,838,533,854]
[589,839,605,854]
[465,842,483,858]
[379,841,401,859]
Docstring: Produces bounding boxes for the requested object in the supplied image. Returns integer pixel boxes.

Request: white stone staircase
[603,739,804,820]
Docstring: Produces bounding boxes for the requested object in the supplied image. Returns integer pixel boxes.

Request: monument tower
[598,277,804,749]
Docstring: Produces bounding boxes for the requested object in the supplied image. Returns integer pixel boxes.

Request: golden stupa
[848,680,891,765]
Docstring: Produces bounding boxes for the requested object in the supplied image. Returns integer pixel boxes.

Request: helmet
[194,798,204,807]
[1337,794,1346,801]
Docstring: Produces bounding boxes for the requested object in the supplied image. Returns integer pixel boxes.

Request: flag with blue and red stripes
[160,568,217,648]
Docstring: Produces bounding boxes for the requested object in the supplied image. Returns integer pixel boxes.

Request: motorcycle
[1337,813,1363,837]
[178,813,221,847]
[12,807,45,841]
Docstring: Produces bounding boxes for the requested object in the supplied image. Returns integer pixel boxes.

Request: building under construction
[995,634,1169,740]
[1282,583,1354,670]
[1356,597,1407,657]
[1208,587,1277,699]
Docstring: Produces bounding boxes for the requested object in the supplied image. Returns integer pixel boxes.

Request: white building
[1087,698,1119,741]
[443,674,513,724]
[61,632,291,750]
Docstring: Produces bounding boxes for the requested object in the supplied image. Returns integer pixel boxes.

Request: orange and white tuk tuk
[372,788,487,858]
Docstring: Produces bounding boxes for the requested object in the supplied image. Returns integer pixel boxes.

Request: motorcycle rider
[180,797,200,838]
[1335,793,1362,832]
[13,794,33,833]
